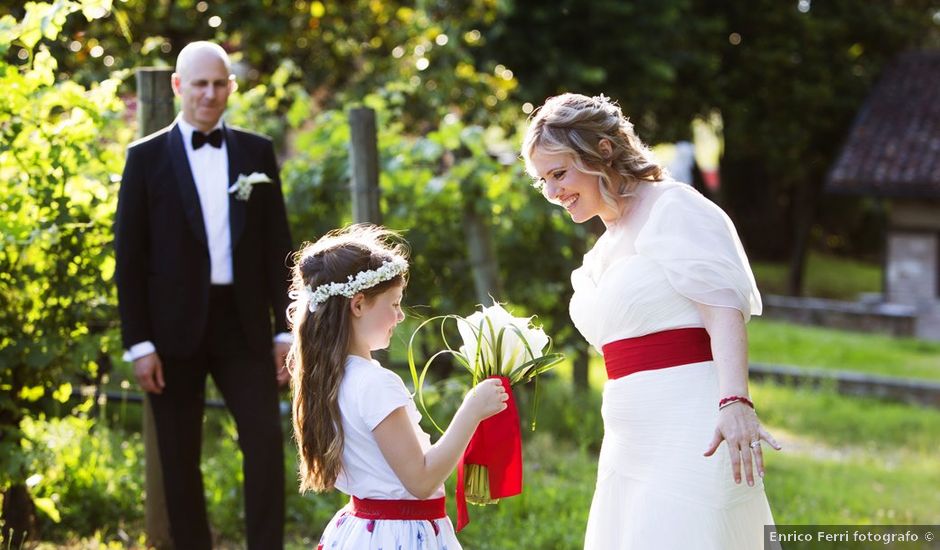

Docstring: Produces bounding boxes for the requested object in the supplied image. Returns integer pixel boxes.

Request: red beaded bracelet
[718,395,754,410]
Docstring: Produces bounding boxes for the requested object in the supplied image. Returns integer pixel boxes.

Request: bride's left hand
[703,402,782,485]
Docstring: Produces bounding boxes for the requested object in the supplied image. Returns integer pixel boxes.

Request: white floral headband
[290,257,408,313]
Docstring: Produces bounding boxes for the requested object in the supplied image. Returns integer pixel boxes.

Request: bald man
[115,41,291,548]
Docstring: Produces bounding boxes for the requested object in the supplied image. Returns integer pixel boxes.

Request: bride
[522,93,781,549]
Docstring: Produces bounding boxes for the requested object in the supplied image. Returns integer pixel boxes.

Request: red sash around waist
[350,497,446,520]
[601,328,713,380]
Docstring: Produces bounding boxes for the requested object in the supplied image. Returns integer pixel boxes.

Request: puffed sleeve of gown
[635,185,762,322]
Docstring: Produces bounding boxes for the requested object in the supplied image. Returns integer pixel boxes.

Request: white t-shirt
[334,355,444,500]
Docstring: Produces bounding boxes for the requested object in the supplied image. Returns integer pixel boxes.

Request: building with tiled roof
[827,51,940,340]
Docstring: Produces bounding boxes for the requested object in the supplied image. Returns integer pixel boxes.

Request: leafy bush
[19,414,145,545]
[0,0,130,537]
[749,319,940,381]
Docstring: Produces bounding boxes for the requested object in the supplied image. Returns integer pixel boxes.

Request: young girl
[288,224,508,550]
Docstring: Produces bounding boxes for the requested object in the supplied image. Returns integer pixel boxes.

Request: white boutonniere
[228,172,272,201]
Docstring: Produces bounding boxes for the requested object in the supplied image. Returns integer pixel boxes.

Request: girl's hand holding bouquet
[409,301,564,530]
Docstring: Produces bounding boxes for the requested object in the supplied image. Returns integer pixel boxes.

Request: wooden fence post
[348,108,382,224]
[347,107,389,364]
[137,67,176,136]
[461,188,503,304]
[135,66,174,550]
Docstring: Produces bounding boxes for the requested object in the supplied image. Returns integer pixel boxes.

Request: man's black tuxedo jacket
[115,123,293,358]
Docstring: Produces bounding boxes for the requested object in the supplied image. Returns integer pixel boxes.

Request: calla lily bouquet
[408,301,564,509]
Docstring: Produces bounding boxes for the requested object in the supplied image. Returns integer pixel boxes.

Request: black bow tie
[192,128,223,150]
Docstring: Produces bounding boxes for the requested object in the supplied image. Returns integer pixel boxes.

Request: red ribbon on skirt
[455,375,522,531]
[350,496,447,520]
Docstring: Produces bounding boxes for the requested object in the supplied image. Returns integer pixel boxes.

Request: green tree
[0,1,128,542]
[1,0,520,128]
[480,0,723,142]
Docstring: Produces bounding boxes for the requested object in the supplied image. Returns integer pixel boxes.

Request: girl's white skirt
[317,506,461,550]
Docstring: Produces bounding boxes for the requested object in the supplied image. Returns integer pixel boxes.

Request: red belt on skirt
[601,327,713,380]
[350,497,447,520]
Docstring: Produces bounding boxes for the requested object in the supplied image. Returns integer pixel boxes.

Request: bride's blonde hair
[522,93,664,211]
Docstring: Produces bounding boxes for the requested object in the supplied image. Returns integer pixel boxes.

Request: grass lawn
[21,376,940,549]
[751,251,882,301]
[752,381,940,452]
[757,382,940,525]
[763,451,940,524]
[748,319,940,382]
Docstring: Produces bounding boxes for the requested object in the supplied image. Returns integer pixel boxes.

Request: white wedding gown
[569,182,776,550]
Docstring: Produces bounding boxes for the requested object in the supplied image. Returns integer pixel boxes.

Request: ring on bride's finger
[749,440,761,449]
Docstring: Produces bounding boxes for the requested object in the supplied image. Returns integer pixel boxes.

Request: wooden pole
[347,107,389,364]
[137,67,176,136]
[462,193,503,304]
[348,108,382,224]
[135,66,174,550]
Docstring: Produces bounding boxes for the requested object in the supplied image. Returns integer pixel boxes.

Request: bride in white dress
[522,93,781,550]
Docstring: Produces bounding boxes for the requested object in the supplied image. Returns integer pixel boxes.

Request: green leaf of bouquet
[508,353,564,385]
[499,319,535,373]
[494,325,506,376]
[450,315,490,379]
[501,322,539,371]
[531,374,542,431]
[414,348,462,434]
[408,314,465,434]
[483,315,499,379]
[440,316,471,372]
[472,317,486,380]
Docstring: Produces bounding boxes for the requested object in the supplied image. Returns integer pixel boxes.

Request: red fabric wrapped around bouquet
[455,375,523,531]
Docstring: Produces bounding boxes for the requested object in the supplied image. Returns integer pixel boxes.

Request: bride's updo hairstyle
[522,93,664,211]
[287,224,408,492]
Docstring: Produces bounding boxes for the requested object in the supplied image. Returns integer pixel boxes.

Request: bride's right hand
[462,378,509,422]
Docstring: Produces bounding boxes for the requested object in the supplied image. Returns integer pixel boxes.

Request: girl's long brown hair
[287,224,408,492]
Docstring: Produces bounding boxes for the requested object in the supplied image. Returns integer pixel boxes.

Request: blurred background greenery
[2,0,939,547]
